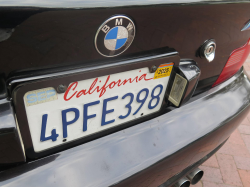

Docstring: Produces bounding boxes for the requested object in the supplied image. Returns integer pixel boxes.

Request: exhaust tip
[186,168,204,185]
[173,177,190,187]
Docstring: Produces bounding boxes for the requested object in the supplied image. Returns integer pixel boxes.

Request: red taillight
[212,38,250,87]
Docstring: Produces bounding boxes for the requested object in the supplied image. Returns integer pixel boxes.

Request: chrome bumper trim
[0,68,249,186]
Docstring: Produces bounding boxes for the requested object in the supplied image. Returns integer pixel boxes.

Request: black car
[1,0,250,187]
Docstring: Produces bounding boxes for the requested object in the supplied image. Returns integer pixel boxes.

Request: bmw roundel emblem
[95,15,136,57]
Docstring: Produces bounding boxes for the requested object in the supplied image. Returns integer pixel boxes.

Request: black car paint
[0,1,249,92]
[0,100,25,165]
[0,0,250,186]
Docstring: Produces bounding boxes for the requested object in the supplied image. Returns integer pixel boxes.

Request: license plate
[24,63,173,152]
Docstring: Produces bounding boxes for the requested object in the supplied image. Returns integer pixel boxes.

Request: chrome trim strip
[0,0,249,9]
[9,51,178,85]
[241,20,250,31]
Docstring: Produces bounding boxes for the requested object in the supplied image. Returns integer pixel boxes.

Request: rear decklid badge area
[95,15,135,57]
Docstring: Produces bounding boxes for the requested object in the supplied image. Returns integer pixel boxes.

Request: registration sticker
[24,87,58,107]
[154,63,174,79]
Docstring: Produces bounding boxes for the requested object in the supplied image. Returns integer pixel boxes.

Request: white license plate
[24,63,173,152]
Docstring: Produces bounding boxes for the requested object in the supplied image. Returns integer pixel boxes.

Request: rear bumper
[1,68,250,187]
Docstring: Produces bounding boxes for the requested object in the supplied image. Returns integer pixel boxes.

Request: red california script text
[64,73,153,101]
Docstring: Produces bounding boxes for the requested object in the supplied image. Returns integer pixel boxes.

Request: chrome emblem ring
[95,15,136,57]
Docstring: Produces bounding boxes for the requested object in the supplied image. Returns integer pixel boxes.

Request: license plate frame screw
[57,84,67,93]
[151,65,158,73]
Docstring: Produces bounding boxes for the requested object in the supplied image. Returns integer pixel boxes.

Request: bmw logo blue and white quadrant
[95,15,135,57]
[104,26,128,50]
